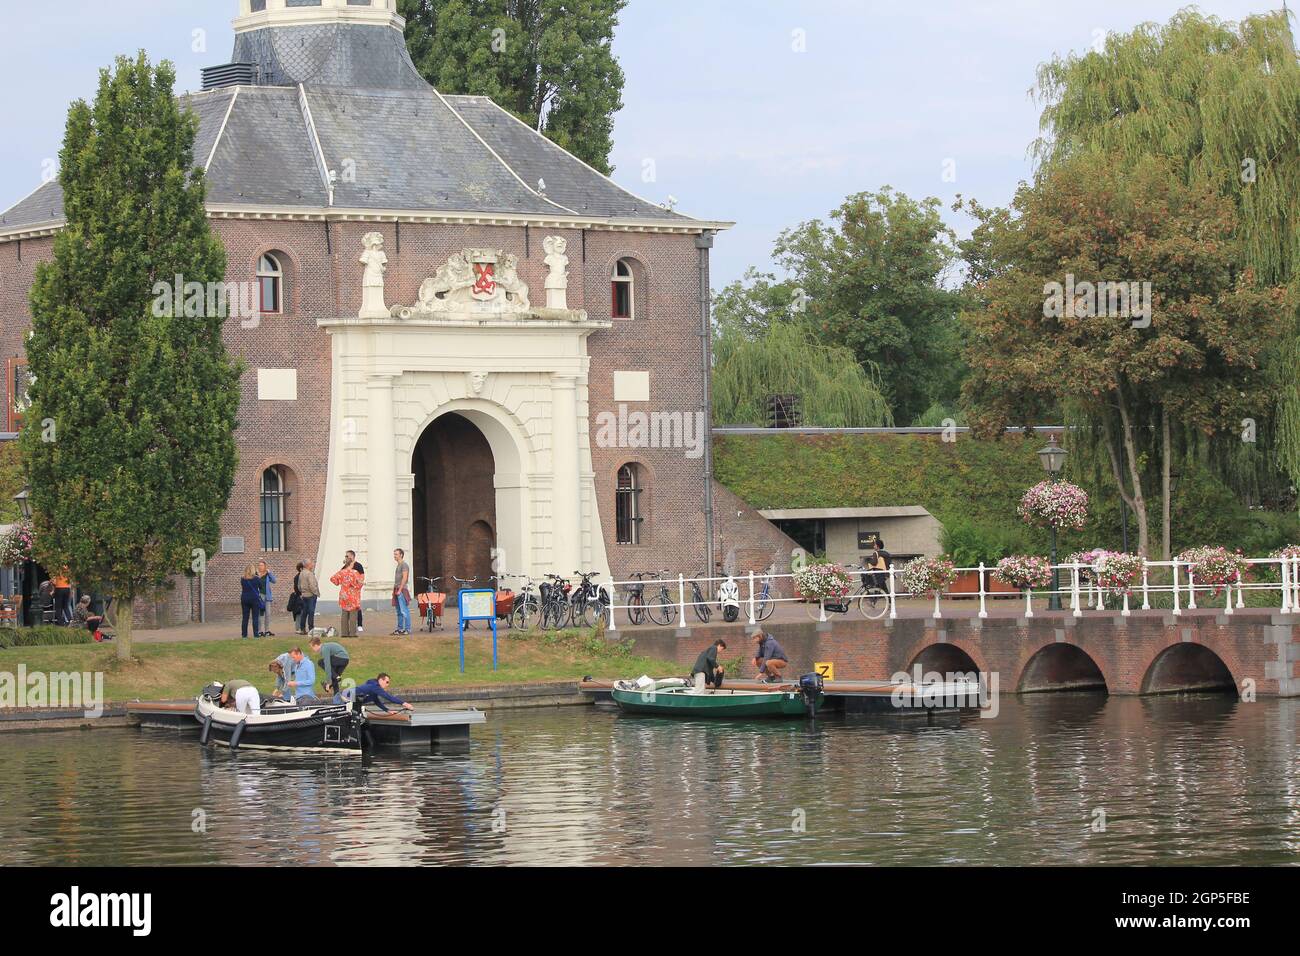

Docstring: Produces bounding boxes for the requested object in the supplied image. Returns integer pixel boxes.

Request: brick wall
[613,608,1297,696]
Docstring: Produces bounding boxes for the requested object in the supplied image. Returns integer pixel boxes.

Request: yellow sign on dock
[815,662,834,681]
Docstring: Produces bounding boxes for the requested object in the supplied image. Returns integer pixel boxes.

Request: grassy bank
[0,628,677,703]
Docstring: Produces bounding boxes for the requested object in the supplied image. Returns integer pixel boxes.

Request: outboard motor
[718,576,741,622]
[798,672,824,718]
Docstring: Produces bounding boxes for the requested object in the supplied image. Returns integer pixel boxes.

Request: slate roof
[1,21,707,231]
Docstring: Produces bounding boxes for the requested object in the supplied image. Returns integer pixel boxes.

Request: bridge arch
[1018,643,1108,694]
[907,643,983,681]
[1140,643,1237,695]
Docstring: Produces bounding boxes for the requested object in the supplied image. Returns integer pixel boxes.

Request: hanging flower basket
[1090,551,1144,594]
[900,557,957,596]
[1018,480,1089,531]
[0,521,34,567]
[1177,546,1248,594]
[992,555,1053,591]
[792,563,851,601]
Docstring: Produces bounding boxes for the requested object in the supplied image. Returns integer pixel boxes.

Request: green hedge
[714,433,1299,557]
[0,626,95,649]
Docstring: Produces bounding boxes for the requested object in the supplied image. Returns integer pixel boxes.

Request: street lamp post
[1037,439,1068,611]
[13,487,30,627]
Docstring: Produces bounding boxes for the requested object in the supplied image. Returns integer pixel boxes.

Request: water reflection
[0,696,1296,866]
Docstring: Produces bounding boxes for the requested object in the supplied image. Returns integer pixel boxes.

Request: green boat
[610,678,823,719]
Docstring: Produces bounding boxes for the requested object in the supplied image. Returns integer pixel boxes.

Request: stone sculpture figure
[543,236,569,310]
[358,232,389,319]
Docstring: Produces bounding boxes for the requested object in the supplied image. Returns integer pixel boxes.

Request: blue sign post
[457,589,498,673]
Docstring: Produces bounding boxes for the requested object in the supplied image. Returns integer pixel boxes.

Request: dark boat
[194,688,365,755]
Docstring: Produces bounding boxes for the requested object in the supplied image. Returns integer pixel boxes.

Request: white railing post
[978,562,988,619]
[1292,555,1300,610]
[1187,569,1197,610]
[1223,577,1233,615]
[747,570,756,626]
[888,568,897,620]
[1071,562,1082,618]
[606,576,617,631]
[677,574,687,629]
[1024,587,1034,618]
[1122,591,1131,616]
[932,587,942,619]
[819,597,828,623]
[1235,569,1244,609]
[1172,561,1182,616]
[1283,558,1293,614]
[1141,562,1150,610]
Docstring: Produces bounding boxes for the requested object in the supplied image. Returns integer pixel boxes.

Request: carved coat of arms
[393,248,530,318]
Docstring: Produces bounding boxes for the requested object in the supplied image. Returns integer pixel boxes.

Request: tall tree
[773,188,966,425]
[712,318,892,428]
[398,0,627,174]
[1033,9,1300,508]
[21,53,241,658]
[960,154,1285,557]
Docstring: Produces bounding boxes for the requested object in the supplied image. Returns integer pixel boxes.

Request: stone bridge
[616,608,1300,696]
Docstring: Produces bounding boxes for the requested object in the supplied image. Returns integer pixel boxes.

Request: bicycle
[505,574,540,630]
[624,571,650,626]
[540,574,571,631]
[752,568,777,622]
[856,568,891,620]
[570,570,607,629]
[415,576,444,631]
[451,575,477,627]
[645,570,675,626]
[690,572,711,624]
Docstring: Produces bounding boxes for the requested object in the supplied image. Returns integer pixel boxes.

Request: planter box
[948,571,1020,598]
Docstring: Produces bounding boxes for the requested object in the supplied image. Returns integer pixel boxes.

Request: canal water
[1,695,1296,866]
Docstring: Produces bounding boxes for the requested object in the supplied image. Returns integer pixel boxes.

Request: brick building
[0,0,796,620]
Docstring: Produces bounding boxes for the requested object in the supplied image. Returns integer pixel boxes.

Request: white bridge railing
[582,555,1300,630]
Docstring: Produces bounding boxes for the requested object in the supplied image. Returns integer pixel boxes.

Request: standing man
[285,647,317,702]
[691,638,727,689]
[348,551,367,635]
[751,628,789,683]
[310,635,350,695]
[331,554,364,637]
[393,548,412,635]
[298,559,320,634]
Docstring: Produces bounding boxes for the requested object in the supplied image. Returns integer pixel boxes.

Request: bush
[941,517,1036,568]
[0,625,94,649]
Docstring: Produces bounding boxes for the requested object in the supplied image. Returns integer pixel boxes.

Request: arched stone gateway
[1141,643,1238,695]
[1018,644,1108,694]
[315,240,612,606]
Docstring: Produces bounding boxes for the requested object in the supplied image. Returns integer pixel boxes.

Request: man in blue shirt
[751,628,789,683]
[351,673,414,713]
[285,647,317,702]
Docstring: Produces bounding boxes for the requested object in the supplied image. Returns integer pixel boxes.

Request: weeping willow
[1033,8,1300,498]
[712,320,892,427]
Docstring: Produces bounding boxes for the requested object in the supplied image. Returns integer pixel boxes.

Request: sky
[0,0,1285,288]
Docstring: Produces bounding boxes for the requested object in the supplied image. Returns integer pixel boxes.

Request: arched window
[616,464,643,545]
[260,466,291,551]
[611,259,634,320]
[257,253,283,314]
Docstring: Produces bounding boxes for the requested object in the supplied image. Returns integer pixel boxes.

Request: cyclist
[864,536,893,593]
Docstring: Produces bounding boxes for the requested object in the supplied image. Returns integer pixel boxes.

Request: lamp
[1037,438,1067,476]
[1037,439,1067,610]
[13,487,30,521]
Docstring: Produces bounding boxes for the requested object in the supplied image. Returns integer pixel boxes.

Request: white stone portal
[315,244,611,605]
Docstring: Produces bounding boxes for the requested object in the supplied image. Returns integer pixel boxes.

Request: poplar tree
[399,0,627,173]
[21,53,241,659]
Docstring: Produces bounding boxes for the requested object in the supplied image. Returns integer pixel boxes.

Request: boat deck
[580,678,983,714]
[127,701,487,750]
